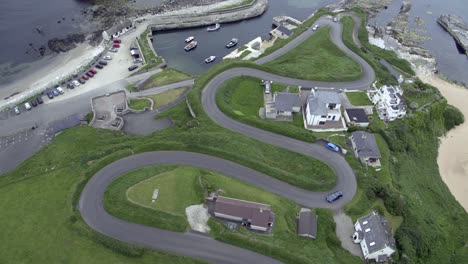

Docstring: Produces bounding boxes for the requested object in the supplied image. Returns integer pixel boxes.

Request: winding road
[80,14,375,264]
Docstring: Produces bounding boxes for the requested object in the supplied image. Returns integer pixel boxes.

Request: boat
[207,23,220,32]
[184,41,197,51]
[205,56,216,63]
[225,38,238,48]
[185,36,195,43]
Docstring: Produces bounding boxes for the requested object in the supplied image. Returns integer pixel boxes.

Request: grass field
[263,27,362,81]
[345,92,372,106]
[128,98,151,110]
[137,30,162,72]
[140,69,191,90]
[145,87,188,109]
[105,165,361,264]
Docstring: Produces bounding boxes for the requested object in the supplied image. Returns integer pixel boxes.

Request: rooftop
[307,90,341,116]
[297,209,317,238]
[351,131,380,158]
[274,92,301,112]
[345,108,369,123]
[214,196,274,228]
[357,211,395,254]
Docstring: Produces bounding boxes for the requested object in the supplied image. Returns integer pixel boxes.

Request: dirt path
[419,73,468,212]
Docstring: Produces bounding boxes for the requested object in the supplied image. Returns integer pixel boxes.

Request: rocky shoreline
[437,14,468,56]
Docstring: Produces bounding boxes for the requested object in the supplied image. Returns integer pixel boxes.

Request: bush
[443,105,464,130]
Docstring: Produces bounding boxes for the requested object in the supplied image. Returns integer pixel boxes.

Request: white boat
[207,23,220,32]
[185,36,195,43]
[226,38,238,48]
[205,56,216,63]
[184,41,198,51]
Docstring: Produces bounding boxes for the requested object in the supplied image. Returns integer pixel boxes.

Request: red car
[113,39,121,44]
[112,43,120,48]
[82,75,89,80]
[89,69,97,74]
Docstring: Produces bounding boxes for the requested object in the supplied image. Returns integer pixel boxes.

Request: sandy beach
[419,73,468,212]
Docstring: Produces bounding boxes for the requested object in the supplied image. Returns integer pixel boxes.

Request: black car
[67,83,75,89]
[95,64,104,69]
[98,61,108,66]
[36,96,44,104]
[52,89,59,96]
[128,65,138,71]
[326,191,343,203]
[31,99,38,107]
[47,92,54,99]
[78,78,86,84]
[86,72,94,78]
[72,73,78,78]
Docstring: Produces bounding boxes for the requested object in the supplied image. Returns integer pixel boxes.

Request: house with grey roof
[207,195,275,232]
[350,131,381,167]
[304,89,347,131]
[344,108,369,127]
[264,87,301,121]
[352,211,396,262]
[297,208,317,239]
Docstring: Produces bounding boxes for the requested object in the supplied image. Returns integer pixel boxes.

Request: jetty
[438,14,468,55]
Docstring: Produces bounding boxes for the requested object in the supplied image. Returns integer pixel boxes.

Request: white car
[72,80,80,87]
[333,17,339,22]
[56,86,64,94]
[312,24,319,31]
[103,55,112,60]
[24,102,32,110]
[134,58,143,63]
[13,106,20,115]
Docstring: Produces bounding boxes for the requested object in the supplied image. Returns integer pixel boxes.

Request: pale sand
[419,73,468,212]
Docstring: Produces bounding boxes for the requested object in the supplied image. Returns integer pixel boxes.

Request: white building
[304,89,346,131]
[367,83,406,121]
[353,211,396,262]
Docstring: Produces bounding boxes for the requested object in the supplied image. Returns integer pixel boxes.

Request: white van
[56,87,64,94]
[24,102,32,110]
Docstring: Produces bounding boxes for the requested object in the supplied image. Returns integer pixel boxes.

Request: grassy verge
[214,0,254,11]
[145,87,188,108]
[105,165,361,264]
[139,69,191,90]
[263,27,362,81]
[345,91,372,106]
[137,30,162,71]
[128,98,151,110]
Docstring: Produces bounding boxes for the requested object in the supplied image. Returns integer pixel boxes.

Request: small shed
[344,108,369,127]
[297,208,317,239]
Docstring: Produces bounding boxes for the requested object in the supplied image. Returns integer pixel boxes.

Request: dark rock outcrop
[438,14,468,55]
[48,34,86,53]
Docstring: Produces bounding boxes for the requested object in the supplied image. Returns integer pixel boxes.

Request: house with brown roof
[207,195,275,232]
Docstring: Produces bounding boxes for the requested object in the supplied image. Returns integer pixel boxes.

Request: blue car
[327,142,340,152]
[326,191,343,203]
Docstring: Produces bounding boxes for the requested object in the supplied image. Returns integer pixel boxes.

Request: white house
[353,211,396,262]
[304,89,346,131]
[367,83,406,121]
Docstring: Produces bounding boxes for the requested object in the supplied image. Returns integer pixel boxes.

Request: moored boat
[207,23,220,32]
[184,41,198,51]
[205,56,216,63]
[185,36,195,43]
[225,38,238,48]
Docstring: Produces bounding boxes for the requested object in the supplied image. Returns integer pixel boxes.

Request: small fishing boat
[207,23,220,32]
[225,38,238,48]
[185,36,195,43]
[205,56,216,63]
[184,41,197,51]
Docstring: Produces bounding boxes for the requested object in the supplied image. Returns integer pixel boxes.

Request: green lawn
[137,30,162,71]
[146,87,188,108]
[214,0,253,11]
[105,165,361,264]
[263,27,362,81]
[128,98,151,110]
[345,91,372,106]
[140,69,191,90]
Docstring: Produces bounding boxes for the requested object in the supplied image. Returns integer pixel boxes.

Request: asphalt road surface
[80,14,374,264]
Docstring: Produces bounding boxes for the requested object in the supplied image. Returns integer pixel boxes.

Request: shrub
[443,105,464,130]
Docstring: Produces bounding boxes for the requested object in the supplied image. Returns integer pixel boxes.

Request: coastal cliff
[437,14,468,55]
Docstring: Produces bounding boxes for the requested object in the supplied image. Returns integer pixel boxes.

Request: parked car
[130,46,138,50]
[78,78,85,84]
[113,39,122,44]
[109,48,118,53]
[95,64,104,69]
[47,92,54,99]
[82,75,89,80]
[56,86,64,94]
[112,43,120,48]
[72,80,80,87]
[86,72,94,78]
[128,65,138,71]
[52,89,59,97]
[326,142,340,152]
[67,83,75,89]
[312,24,319,31]
[326,191,343,203]
[333,17,339,22]
[24,102,32,110]
[89,69,97,74]
[31,99,38,107]
[98,61,108,66]
[36,96,44,104]
[103,55,112,60]
[14,106,20,115]
[72,73,79,78]
[134,58,143,63]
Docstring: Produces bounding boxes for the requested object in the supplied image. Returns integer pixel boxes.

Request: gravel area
[333,209,363,258]
[185,204,211,233]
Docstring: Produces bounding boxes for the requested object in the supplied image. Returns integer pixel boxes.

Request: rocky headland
[437,14,468,56]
